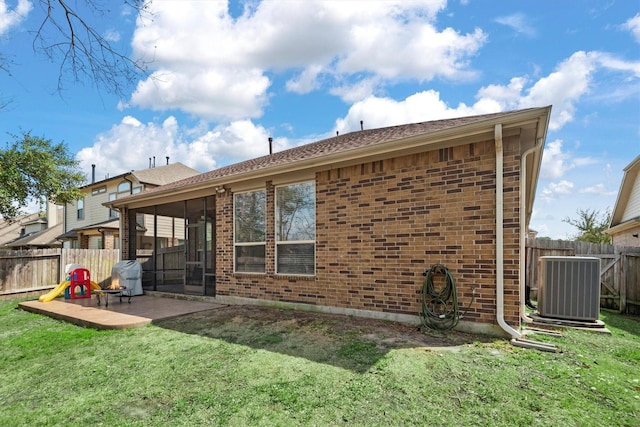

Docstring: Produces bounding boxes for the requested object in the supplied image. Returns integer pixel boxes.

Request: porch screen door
[184,197,215,296]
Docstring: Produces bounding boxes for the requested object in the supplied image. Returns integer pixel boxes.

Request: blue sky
[1,0,639,239]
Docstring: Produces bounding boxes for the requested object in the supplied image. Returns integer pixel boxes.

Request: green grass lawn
[1,298,638,426]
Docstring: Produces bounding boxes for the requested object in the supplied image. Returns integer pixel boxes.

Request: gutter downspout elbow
[495,124,522,339]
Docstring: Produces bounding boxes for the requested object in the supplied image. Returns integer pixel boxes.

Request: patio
[19,293,226,330]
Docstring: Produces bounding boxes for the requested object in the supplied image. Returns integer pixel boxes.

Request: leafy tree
[562,208,612,244]
[0,131,85,220]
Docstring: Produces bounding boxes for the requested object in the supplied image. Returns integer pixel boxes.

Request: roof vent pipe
[166,156,170,165]
[360,120,364,131]
[149,157,152,168]
[91,164,96,184]
[153,156,156,168]
[268,137,273,155]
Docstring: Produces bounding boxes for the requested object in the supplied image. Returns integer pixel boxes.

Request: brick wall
[215,136,523,329]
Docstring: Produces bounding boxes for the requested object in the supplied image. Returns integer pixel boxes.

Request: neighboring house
[607,154,640,246]
[0,213,41,247]
[4,223,63,249]
[59,162,200,250]
[108,107,552,337]
[1,203,63,249]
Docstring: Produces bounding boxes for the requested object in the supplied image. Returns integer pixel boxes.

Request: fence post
[619,248,627,314]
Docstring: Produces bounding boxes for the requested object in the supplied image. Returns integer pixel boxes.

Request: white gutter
[495,124,522,339]
[519,141,543,324]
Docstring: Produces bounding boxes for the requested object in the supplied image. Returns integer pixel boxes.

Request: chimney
[149,157,152,168]
[360,120,364,131]
[47,201,58,228]
[166,156,170,165]
[91,164,96,183]
[268,137,273,155]
[153,156,156,168]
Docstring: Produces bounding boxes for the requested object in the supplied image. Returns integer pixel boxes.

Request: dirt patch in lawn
[154,304,496,371]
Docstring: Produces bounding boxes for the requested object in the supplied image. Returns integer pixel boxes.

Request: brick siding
[215,136,522,328]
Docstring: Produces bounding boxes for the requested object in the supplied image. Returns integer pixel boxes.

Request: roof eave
[606,217,640,235]
[110,106,551,210]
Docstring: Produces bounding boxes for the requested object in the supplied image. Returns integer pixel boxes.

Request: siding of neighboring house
[621,172,640,222]
[214,136,522,327]
[63,163,199,249]
[65,182,119,231]
[608,155,640,247]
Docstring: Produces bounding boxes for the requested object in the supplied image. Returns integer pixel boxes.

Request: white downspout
[495,124,522,339]
[520,142,543,324]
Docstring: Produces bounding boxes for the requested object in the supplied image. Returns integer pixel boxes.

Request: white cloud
[76,116,277,179]
[495,13,537,37]
[334,90,483,134]
[596,52,640,77]
[538,179,574,208]
[130,68,271,121]
[0,0,32,35]
[519,51,598,130]
[286,64,324,95]
[330,77,382,103]
[473,51,638,131]
[128,0,486,117]
[540,139,597,180]
[546,180,574,195]
[104,29,121,43]
[623,13,640,43]
[579,183,618,196]
[333,51,613,134]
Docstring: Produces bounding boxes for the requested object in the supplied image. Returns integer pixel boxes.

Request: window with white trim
[77,198,84,220]
[91,186,106,196]
[117,181,131,193]
[275,181,315,275]
[234,190,266,273]
[108,193,118,218]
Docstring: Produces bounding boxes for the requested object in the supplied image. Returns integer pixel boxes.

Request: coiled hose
[421,264,473,332]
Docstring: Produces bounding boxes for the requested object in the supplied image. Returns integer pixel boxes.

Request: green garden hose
[421,264,473,332]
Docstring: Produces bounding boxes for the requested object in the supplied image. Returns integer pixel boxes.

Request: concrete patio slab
[19,294,226,330]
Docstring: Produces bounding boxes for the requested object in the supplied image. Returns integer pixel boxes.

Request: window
[91,186,106,196]
[117,181,131,193]
[77,198,84,220]
[109,193,118,218]
[234,190,266,273]
[276,181,315,275]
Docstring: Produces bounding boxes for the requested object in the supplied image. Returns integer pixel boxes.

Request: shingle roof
[81,162,199,189]
[0,213,41,245]
[4,223,63,248]
[144,109,538,196]
[132,162,200,186]
[111,107,550,207]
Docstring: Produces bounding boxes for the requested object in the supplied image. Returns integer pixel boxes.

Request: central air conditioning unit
[537,256,601,322]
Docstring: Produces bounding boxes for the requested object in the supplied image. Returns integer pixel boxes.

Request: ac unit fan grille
[537,256,600,322]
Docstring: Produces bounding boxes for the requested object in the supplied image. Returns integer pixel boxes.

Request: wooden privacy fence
[525,238,640,315]
[0,248,120,296]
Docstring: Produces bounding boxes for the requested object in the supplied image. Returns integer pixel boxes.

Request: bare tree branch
[27,0,153,98]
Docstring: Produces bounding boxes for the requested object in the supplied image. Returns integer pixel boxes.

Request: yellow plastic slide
[38,280,101,302]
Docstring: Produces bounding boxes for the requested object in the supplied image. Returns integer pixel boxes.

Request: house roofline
[108,107,550,213]
[610,154,640,226]
[606,216,640,235]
